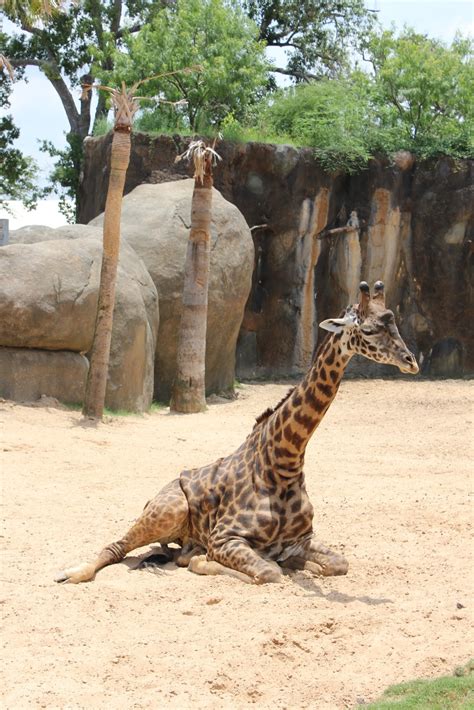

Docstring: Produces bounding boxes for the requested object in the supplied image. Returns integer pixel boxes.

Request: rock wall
[79,135,474,377]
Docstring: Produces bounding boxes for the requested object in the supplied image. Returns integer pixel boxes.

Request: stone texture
[392,150,415,171]
[8,224,93,245]
[1,226,159,411]
[0,347,88,404]
[89,180,254,401]
[78,135,474,377]
[1,235,100,352]
[410,159,473,375]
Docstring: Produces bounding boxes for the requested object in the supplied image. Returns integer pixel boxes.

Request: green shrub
[92,116,113,137]
[260,80,373,172]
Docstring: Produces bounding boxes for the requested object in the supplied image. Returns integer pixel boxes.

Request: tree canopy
[1,2,473,214]
[110,0,269,131]
[1,0,170,216]
[233,29,473,170]
[1,0,268,213]
[366,28,473,157]
[242,0,376,81]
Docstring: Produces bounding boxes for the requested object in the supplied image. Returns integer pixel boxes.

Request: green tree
[248,29,473,167]
[111,0,269,132]
[1,1,170,218]
[0,76,41,211]
[366,28,474,157]
[242,0,376,81]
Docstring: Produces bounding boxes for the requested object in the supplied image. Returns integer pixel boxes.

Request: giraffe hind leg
[280,539,348,577]
[54,478,189,584]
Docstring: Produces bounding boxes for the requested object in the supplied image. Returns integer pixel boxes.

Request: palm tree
[170,140,221,414]
[81,82,138,419]
[82,71,197,420]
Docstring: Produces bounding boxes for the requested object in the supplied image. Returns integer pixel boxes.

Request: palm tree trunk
[82,129,131,419]
[170,158,213,413]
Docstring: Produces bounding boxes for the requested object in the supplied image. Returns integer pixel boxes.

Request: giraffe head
[319,281,419,374]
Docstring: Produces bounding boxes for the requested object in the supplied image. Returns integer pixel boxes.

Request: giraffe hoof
[254,567,283,584]
[331,558,349,576]
[53,563,96,584]
[54,571,71,584]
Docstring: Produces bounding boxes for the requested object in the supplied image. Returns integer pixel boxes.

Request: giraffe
[55,280,419,586]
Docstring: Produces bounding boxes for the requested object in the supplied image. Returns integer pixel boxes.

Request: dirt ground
[1,380,473,709]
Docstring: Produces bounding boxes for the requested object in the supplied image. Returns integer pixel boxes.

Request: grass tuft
[361,661,474,709]
[64,402,169,416]
[149,402,168,412]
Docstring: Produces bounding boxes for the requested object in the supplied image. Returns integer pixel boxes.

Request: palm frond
[0,53,15,80]
[2,0,71,19]
[176,140,222,182]
[81,67,201,131]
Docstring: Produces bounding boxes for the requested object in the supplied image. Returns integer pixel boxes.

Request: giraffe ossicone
[55,281,418,586]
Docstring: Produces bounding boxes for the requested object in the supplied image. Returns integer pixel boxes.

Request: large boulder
[8,224,93,245]
[0,347,88,404]
[1,226,159,412]
[89,180,254,401]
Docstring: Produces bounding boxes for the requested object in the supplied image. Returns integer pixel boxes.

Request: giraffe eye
[361,326,378,335]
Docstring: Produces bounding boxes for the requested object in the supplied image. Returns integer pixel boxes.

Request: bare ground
[1,380,473,709]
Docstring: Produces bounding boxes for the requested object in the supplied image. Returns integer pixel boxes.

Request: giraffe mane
[253,387,295,429]
[252,327,340,430]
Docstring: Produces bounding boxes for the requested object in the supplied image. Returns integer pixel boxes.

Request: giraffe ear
[319,313,356,333]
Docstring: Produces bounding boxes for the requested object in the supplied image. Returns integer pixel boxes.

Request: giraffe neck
[264,332,351,476]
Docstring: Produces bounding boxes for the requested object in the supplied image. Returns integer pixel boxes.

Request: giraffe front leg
[54,478,189,584]
[189,539,283,585]
[281,539,348,577]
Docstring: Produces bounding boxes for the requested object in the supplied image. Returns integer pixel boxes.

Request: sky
[1,0,473,228]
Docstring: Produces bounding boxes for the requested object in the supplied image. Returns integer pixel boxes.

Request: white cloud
[376,0,474,42]
[0,200,70,231]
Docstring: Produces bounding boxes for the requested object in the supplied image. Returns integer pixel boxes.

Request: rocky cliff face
[79,134,473,378]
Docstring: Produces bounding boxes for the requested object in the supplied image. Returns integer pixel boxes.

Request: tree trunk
[82,129,131,419]
[170,162,213,413]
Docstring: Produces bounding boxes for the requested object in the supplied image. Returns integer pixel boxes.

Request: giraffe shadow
[287,570,393,605]
[121,550,176,575]
[121,551,393,605]
[69,416,100,429]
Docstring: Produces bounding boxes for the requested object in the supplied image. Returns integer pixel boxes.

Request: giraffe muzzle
[398,351,419,375]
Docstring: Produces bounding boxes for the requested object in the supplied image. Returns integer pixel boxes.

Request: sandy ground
[1,380,473,709]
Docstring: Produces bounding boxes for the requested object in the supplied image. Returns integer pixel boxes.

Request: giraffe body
[180,436,315,573]
[56,281,418,585]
